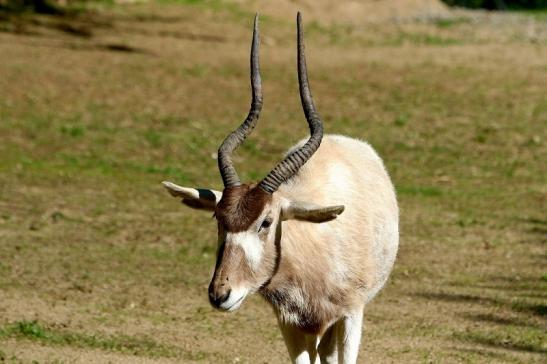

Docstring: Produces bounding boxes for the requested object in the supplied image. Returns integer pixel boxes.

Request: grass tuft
[60,125,85,138]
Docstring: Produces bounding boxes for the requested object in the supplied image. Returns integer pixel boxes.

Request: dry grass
[0,1,546,363]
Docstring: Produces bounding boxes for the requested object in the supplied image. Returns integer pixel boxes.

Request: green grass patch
[433,17,472,28]
[60,124,85,138]
[385,31,463,46]
[397,185,443,197]
[394,113,410,127]
[181,64,209,78]
[144,129,162,148]
[305,20,354,45]
[158,0,252,20]
[0,320,180,357]
[56,154,191,182]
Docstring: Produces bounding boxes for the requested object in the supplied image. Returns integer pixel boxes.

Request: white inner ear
[161,181,222,210]
[162,181,222,201]
[281,200,345,223]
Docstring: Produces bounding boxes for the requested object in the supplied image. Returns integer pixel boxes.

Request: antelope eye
[259,218,272,232]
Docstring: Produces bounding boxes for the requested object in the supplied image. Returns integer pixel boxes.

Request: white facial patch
[227,230,263,271]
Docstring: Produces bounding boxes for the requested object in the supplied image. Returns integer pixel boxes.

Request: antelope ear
[162,181,222,211]
[281,201,345,223]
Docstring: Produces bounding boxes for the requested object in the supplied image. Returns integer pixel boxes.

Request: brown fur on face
[210,238,253,293]
[215,184,272,232]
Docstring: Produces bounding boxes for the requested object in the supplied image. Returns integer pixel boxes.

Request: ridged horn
[217,14,263,188]
[258,12,323,194]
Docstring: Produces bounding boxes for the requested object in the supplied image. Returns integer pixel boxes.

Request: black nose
[209,288,231,308]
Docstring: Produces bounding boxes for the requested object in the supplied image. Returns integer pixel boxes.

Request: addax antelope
[162,13,399,364]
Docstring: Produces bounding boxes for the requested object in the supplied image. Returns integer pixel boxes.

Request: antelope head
[162,13,344,311]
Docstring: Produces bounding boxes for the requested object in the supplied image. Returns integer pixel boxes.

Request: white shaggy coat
[265,135,398,363]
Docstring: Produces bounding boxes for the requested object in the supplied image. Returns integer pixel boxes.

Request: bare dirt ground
[0,0,546,363]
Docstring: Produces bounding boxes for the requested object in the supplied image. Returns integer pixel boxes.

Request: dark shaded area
[522,303,547,316]
[0,6,227,44]
[429,289,547,355]
[416,291,501,305]
[115,25,227,43]
[453,330,547,354]
[442,0,547,9]
[452,348,517,362]
[462,313,545,330]
[416,291,546,317]
[517,217,547,236]
[456,317,546,357]
[0,0,101,39]
[60,41,150,53]
[451,276,547,299]
[55,21,92,37]
[0,15,99,38]
[103,43,145,53]
[0,2,225,56]
[0,0,65,15]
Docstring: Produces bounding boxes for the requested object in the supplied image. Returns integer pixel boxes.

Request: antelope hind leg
[317,322,338,364]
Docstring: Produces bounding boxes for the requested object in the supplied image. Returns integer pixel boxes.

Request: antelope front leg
[278,320,320,364]
[336,308,364,364]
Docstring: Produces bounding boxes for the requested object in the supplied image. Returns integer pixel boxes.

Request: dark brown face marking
[215,184,272,232]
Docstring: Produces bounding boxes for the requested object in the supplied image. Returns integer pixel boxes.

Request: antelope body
[162,13,398,364]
